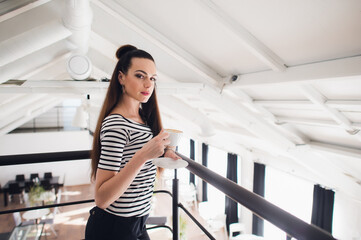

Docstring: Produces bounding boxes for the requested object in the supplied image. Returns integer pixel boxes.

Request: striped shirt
[98,114,157,217]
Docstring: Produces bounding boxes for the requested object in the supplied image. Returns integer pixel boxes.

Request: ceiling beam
[0,94,46,120]
[278,117,361,130]
[198,0,286,72]
[0,0,51,23]
[92,0,222,86]
[254,100,361,112]
[308,141,361,161]
[200,86,296,152]
[301,85,361,141]
[0,20,71,67]
[0,96,64,136]
[21,52,72,79]
[224,88,307,144]
[228,55,361,88]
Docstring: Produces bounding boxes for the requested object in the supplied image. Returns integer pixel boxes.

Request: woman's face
[119,57,157,103]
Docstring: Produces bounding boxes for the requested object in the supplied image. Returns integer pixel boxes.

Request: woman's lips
[141,92,150,96]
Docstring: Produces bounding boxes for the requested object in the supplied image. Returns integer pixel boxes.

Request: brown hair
[90,44,163,180]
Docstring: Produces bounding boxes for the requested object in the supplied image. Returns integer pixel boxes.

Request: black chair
[24,181,34,193]
[40,179,52,191]
[30,173,39,181]
[44,172,53,179]
[15,174,25,182]
[8,182,24,204]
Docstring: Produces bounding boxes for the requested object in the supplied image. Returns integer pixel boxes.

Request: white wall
[333,192,361,240]
[0,131,92,186]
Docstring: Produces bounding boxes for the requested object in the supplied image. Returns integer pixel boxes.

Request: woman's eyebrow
[135,70,157,77]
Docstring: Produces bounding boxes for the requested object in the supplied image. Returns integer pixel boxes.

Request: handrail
[1,150,337,239]
[0,190,215,239]
[176,152,337,240]
[0,199,94,215]
[0,150,90,165]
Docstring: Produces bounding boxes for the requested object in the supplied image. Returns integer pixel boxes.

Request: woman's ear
[118,71,125,84]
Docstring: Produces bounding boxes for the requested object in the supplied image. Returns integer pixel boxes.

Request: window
[264,166,313,239]
[207,145,227,215]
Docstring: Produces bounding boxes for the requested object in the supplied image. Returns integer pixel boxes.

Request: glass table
[8,223,44,240]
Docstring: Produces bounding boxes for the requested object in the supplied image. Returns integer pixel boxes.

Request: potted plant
[28,184,45,206]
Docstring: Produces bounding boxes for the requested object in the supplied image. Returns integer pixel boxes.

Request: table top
[9,223,44,240]
[22,209,50,220]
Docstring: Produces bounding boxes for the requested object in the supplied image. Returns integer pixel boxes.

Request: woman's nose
[144,77,153,88]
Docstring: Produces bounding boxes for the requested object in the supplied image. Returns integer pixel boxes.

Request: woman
[85,44,180,239]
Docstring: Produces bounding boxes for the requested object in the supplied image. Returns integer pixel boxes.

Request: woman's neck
[113,97,142,122]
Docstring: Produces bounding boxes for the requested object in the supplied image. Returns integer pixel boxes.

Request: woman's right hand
[136,130,170,161]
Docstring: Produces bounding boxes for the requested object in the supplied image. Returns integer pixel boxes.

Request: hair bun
[116,45,137,60]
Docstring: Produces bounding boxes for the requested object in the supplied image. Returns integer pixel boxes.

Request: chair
[12,212,33,226]
[198,202,227,238]
[44,172,53,179]
[8,183,24,204]
[229,222,246,240]
[40,179,52,191]
[39,189,61,237]
[15,174,25,182]
[30,173,39,182]
[24,181,34,193]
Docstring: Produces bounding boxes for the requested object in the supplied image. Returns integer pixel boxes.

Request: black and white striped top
[98,114,157,217]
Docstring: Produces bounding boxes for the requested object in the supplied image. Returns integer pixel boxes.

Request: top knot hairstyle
[115,45,155,74]
[90,44,163,180]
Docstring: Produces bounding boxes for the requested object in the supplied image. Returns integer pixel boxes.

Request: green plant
[28,184,45,206]
[179,214,187,240]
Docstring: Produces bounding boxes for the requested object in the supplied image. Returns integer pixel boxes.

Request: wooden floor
[0,184,227,240]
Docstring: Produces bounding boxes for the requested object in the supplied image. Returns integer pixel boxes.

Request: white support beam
[278,116,361,130]
[0,80,206,95]
[0,20,72,67]
[254,100,361,112]
[0,80,109,94]
[92,0,222,86]
[309,141,361,161]
[0,96,64,136]
[200,86,296,152]
[159,95,216,138]
[0,94,46,120]
[227,55,361,88]
[301,85,361,141]
[308,141,361,186]
[199,0,286,72]
[21,52,72,80]
[0,0,51,23]
[224,88,307,144]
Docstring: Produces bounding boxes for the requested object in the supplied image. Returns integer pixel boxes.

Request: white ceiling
[0,0,361,202]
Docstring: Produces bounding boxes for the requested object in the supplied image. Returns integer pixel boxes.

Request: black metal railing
[0,150,338,240]
[0,151,215,239]
[0,179,214,240]
[176,152,337,240]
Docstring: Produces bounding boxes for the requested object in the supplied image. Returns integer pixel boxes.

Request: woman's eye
[150,77,157,82]
[135,74,144,79]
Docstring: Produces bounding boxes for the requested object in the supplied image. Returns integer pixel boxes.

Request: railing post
[172,169,179,240]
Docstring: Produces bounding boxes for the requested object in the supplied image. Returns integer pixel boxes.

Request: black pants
[85,207,150,240]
